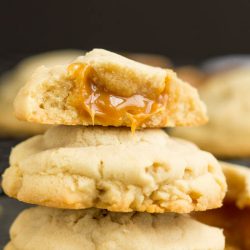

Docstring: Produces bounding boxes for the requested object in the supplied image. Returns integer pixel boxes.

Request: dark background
[1,0,250,71]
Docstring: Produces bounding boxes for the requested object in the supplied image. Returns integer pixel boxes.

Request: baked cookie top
[2,126,226,213]
[14,49,207,130]
[5,207,225,250]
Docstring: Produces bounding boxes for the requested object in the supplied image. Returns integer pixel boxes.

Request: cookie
[14,49,207,130]
[171,68,250,157]
[221,162,250,208]
[202,55,250,74]
[193,162,250,250]
[5,206,225,250]
[2,126,226,212]
[0,50,83,137]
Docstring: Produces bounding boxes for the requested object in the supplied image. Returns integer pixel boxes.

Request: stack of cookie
[2,49,227,250]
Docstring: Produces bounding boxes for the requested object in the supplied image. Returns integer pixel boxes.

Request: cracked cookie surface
[2,126,226,212]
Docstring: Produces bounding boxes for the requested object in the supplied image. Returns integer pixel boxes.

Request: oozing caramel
[67,63,168,131]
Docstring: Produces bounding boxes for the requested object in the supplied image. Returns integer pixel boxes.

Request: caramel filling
[67,63,168,131]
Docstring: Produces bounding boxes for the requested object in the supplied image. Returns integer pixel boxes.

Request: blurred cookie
[5,206,225,250]
[2,126,226,212]
[202,55,250,74]
[0,49,83,137]
[171,68,250,157]
[176,66,206,87]
[14,49,207,130]
[222,162,250,208]
[193,162,250,250]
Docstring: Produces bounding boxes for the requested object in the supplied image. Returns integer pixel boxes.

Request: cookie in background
[171,65,250,158]
[201,55,250,74]
[193,162,250,250]
[176,65,207,87]
[0,49,83,137]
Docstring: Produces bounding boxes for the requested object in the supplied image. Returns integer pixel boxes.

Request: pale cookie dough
[221,162,250,208]
[14,49,207,129]
[171,68,250,157]
[4,206,225,250]
[193,162,250,250]
[2,126,226,212]
[0,50,83,137]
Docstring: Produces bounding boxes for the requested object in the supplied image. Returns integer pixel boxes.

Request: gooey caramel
[67,63,168,131]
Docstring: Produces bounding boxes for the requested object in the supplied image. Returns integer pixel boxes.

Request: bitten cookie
[4,206,225,250]
[14,49,207,130]
[0,50,83,137]
[171,68,250,157]
[2,126,226,213]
